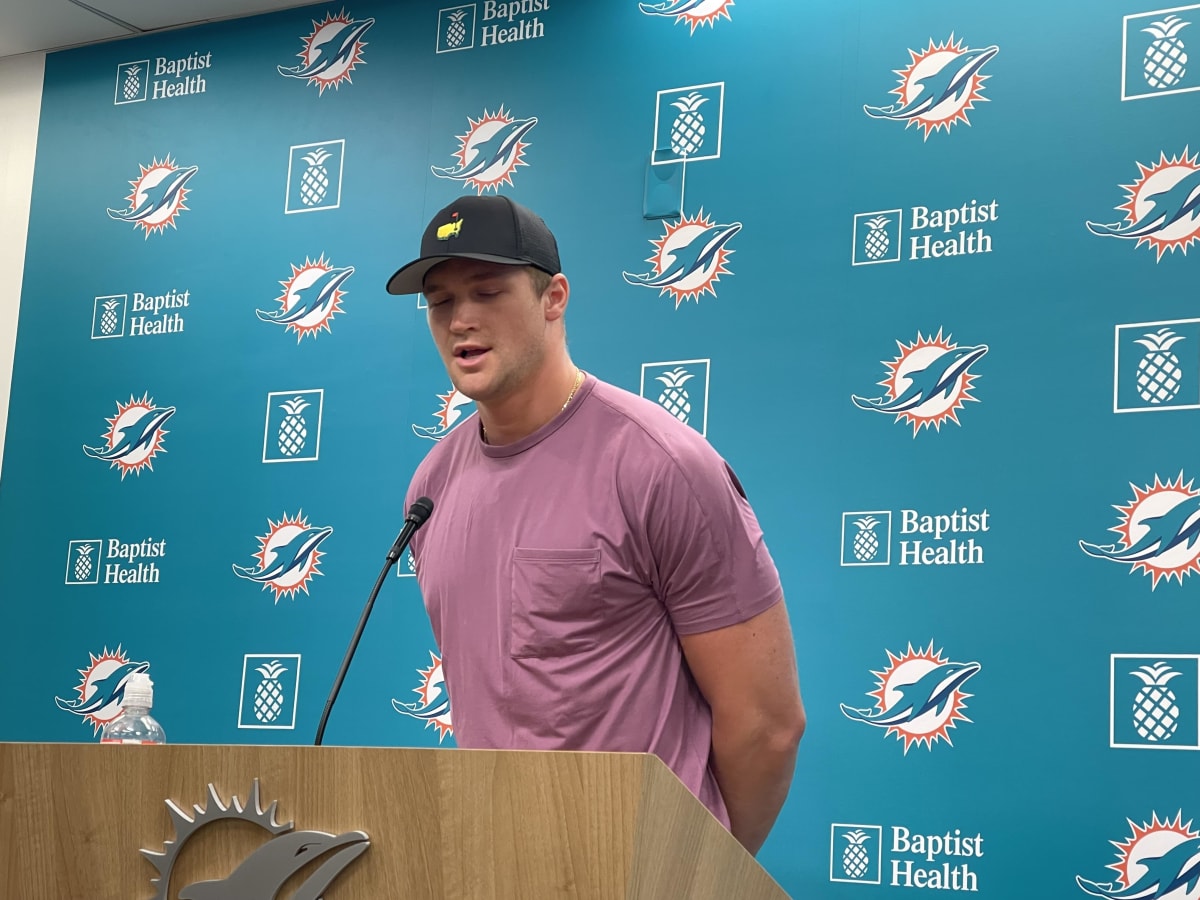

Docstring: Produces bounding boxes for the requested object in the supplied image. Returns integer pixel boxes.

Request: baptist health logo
[239,654,301,729]
[1111,654,1200,750]
[864,35,998,139]
[1123,5,1200,100]
[1087,148,1200,260]
[831,822,984,890]
[1079,472,1200,588]
[114,51,210,105]
[852,199,998,265]
[436,2,548,52]
[263,390,323,463]
[286,140,344,213]
[640,359,709,436]
[652,83,724,165]
[65,537,166,585]
[1115,318,1200,412]
[1076,811,1200,898]
[91,288,189,339]
[841,507,990,567]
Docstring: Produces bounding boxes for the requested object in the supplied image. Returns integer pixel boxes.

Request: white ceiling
[0,0,318,58]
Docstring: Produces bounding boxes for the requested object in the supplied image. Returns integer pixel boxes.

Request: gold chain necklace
[481,368,583,444]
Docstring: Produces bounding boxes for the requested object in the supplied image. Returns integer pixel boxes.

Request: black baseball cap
[386,195,561,295]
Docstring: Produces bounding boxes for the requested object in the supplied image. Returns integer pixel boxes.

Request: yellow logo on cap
[436,215,464,240]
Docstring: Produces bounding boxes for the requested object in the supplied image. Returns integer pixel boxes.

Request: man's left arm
[679,599,806,856]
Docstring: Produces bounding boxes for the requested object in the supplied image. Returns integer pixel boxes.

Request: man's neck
[479,363,581,446]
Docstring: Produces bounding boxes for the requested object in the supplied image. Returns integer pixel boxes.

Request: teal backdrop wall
[3,0,1200,895]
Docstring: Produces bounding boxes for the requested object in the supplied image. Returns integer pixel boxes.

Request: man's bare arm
[679,600,806,855]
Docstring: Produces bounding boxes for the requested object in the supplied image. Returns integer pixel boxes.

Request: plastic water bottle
[100,672,166,744]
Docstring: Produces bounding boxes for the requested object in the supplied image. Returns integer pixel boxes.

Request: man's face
[422,258,550,406]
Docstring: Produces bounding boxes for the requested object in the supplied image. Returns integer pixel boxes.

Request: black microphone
[314,497,435,746]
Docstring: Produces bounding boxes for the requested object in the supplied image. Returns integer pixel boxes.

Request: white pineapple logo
[253,661,288,723]
[276,397,310,457]
[73,544,95,582]
[669,92,709,157]
[863,216,891,260]
[445,9,468,48]
[99,299,121,336]
[841,830,871,879]
[300,148,333,207]
[122,64,142,101]
[1131,662,1182,742]
[1142,15,1190,89]
[852,516,880,562]
[656,367,695,423]
[406,550,416,575]
[1134,328,1186,404]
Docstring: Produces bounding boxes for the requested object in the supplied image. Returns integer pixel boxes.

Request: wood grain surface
[0,743,789,899]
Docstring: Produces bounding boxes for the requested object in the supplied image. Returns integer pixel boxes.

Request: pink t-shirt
[405,374,783,827]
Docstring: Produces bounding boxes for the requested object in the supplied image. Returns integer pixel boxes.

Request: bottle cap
[123,671,154,709]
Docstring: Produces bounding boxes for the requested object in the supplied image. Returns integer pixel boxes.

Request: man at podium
[387,195,806,855]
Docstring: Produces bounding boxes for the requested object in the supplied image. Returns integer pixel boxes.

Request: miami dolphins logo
[142,781,368,900]
[393,651,453,742]
[851,329,987,435]
[258,255,353,342]
[864,35,999,139]
[622,209,740,307]
[1076,811,1200,899]
[106,156,197,237]
[232,511,333,602]
[277,10,374,94]
[412,387,476,441]
[1080,473,1200,589]
[840,641,980,753]
[638,0,734,33]
[82,393,175,478]
[1086,149,1200,261]
[431,106,537,195]
[55,646,149,735]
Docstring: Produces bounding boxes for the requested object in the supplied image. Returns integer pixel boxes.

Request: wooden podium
[0,743,790,899]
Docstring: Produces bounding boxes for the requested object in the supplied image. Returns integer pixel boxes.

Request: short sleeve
[642,438,784,635]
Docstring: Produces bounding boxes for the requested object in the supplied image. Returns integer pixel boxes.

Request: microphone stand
[314,498,433,746]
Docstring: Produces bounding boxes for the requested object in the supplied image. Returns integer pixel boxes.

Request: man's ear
[544,273,570,322]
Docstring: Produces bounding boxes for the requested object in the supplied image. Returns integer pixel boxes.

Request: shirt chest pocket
[510,547,601,659]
